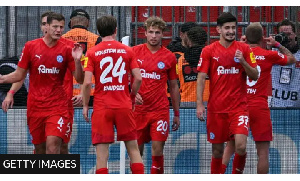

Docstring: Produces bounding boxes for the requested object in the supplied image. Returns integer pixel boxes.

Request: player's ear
[216,26,221,34]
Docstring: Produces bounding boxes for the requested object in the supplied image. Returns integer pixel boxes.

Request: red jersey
[18,38,75,111]
[246,46,287,107]
[197,41,257,113]
[133,44,178,112]
[84,40,139,110]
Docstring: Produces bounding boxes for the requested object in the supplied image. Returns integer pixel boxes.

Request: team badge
[234,57,240,63]
[157,61,165,69]
[210,132,215,140]
[57,55,63,63]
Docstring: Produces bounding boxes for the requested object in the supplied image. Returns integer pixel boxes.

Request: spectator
[271,19,300,107]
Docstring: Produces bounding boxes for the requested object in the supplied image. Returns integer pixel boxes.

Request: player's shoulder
[235,41,251,50]
[59,37,75,47]
[161,46,176,59]
[26,38,43,46]
[132,43,145,52]
[204,41,218,51]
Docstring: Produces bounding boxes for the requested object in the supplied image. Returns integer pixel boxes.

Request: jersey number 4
[100,56,126,84]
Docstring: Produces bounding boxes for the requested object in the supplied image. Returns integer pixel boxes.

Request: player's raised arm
[235,49,259,80]
[264,36,296,65]
[72,43,84,84]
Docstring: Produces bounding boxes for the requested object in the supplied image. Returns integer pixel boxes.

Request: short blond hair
[246,22,263,44]
[144,16,167,31]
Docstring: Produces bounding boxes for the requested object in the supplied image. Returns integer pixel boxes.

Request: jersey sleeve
[17,43,31,70]
[84,50,94,73]
[268,51,288,66]
[244,46,257,68]
[129,50,139,70]
[167,53,179,80]
[197,46,210,73]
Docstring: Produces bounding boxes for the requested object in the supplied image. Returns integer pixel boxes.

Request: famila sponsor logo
[140,69,161,80]
[38,65,60,74]
[217,66,239,75]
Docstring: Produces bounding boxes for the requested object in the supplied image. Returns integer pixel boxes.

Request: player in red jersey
[0,13,84,154]
[1,11,79,154]
[221,23,296,174]
[196,12,259,174]
[132,16,180,174]
[82,15,144,174]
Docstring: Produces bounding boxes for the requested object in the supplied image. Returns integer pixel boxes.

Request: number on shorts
[238,115,249,130]
[157,120,168,132]
[100,56,126,84]
[65,122,71,137]
[57,117,64,132]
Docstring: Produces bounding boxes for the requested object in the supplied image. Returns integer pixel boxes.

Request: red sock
[232,153,247,174]
[96,168,108,174]
[221,164,227,174]
[211,157,222,174]
[131,163,144,174]
[151,155,164,174]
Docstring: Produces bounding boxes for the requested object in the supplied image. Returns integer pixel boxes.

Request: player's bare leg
[138,144,145,157]
[222,140,235,173]
[232,134,247,174]
[125,140,144,174]
[151,141,165,174]
[211,143,224,174]
[256,141,270,174]
[34,142,46,154]
[60,143,69,154]
[95,143,109,174]
[46,136,62,154]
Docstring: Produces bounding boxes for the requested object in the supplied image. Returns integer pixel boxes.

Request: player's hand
[2,93,14,112]
[130,93,136,112]
[264,36,277,47]
[72,43,83,61]
[172,116,180,131]
[135,93,143,105]
[82,106,90,123]
[234,49,245,64]
[196,104,206,122]
[240,35,246,43]
[72,95,83,107]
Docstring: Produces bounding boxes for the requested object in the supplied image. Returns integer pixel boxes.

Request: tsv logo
[57,55,63,63]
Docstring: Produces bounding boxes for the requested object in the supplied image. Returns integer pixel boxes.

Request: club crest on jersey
[57,55,63,63]
[157,61,165,69]
[210,132,215,140]
[234,57,240,63]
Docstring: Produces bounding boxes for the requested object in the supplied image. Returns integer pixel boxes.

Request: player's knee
[212,149,223,158]
[235,142,246,155]
[46,144,60,154]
